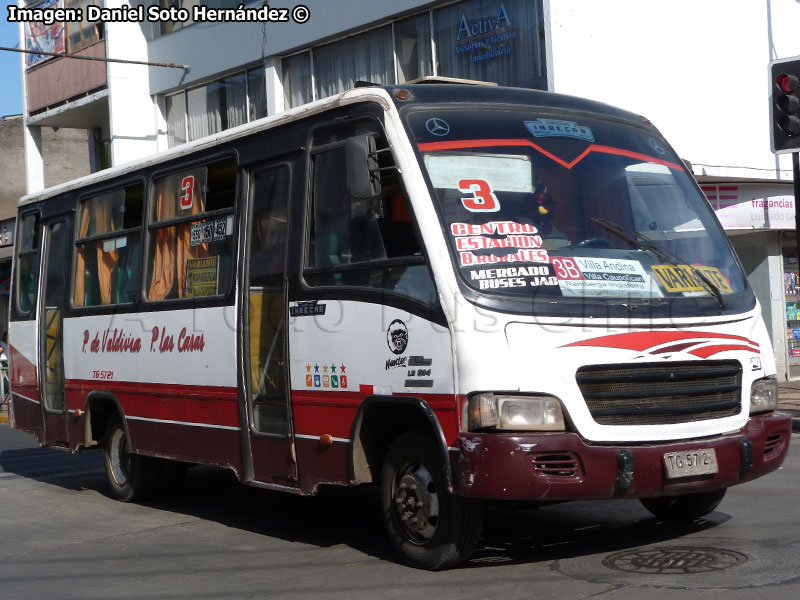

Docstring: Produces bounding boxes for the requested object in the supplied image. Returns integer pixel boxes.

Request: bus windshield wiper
[589,217,725,308]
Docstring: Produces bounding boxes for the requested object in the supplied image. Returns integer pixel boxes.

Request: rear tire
[381,431,483,570]
[103,416,160,502]
[640,489,727,521]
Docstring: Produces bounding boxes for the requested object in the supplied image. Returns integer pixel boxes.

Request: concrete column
[23,124,44,194]
[767,235,789,380]
[105,1,160,165]
[265,57,285,117]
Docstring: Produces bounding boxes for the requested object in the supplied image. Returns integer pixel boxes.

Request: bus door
[39,217,71,447]
[241,164,296,484]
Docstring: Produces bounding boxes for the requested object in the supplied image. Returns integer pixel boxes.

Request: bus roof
[382,82,650,126]
[20,84,654,207]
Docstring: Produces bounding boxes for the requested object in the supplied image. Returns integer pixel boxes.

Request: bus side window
[146,158,236,302]
[15,212,41,318]
[74,184,143,307]
[305,134,436,305]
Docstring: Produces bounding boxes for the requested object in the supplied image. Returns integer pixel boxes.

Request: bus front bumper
[454,412,791,500]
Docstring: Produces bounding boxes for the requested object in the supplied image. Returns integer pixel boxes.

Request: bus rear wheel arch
[381,431,483,570]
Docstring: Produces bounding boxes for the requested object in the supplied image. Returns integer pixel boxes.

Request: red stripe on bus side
[65,378,239,428]
[291,389,459,444]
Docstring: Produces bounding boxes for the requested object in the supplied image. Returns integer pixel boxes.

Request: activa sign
[454,2,517,64]
[456,2,512,40]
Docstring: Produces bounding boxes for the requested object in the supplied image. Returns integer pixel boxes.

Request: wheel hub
[109,428,130,486]
[393,463,439,544]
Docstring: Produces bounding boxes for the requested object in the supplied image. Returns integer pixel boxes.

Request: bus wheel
[640,489,727,521]
[381,431,483,570]
[103,417,160,502]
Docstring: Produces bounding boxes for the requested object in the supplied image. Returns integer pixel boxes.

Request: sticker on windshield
[451,221,539,236]
[451,221,547,266]
[553,257,660,298]
[525,119,594,142]
[458,179,500,212]
[469,265,559,290]
[651,264,734,294]
[460,249,549,267]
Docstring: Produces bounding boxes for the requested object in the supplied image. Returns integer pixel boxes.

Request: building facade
[17,0,800,377]
[0,114,90,335]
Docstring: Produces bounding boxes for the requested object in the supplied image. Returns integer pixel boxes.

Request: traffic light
[770,56,800,153]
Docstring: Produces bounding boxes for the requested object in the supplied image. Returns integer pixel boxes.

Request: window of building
[164,66,266,147]
[281,0,547,109]
[282,51,312,109]
[159,0,241,35]
[314,26,395,100]
[433,0,547,89]
[165,92,187,147]
[395,13,433,83]
[147,158,237,301]
[15,212,41,317]
[65,0,103,53]
[247,68,267,121]
[305,126,435,305]
[187,72,246,140]
[74,184,143,307]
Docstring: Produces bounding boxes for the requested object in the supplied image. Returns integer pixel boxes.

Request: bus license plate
[663,449,718,479]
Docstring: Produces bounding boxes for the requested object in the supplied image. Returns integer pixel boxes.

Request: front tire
[103,416,160,502]
[381,431,483,570]
[640,489,727,521]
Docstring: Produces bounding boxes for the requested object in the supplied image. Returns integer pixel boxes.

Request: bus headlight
[750,376,778,414]
[468,393,565,431]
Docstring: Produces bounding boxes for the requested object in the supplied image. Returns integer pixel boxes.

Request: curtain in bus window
[149,187,178,301]
[95,199,119,305]
[149,168,209,300]
[74,207,91,307]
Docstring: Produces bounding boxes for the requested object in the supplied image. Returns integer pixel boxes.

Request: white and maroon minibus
[9,82,791,569]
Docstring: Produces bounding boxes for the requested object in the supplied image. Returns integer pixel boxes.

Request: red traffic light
[777,73,799,93]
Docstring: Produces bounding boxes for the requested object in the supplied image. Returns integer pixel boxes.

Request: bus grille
[575,360,742,426]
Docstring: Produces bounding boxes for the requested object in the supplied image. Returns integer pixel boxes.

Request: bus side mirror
[346,135,381,199]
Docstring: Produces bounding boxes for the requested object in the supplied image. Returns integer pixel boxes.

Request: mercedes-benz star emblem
[649,137,666,155]
[426,118,450,137]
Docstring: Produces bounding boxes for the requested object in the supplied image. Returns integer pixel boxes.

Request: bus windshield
[407,108,749,315]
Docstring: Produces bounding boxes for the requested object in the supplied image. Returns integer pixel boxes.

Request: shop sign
[703,184,795,230]
[454,2,517,64]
